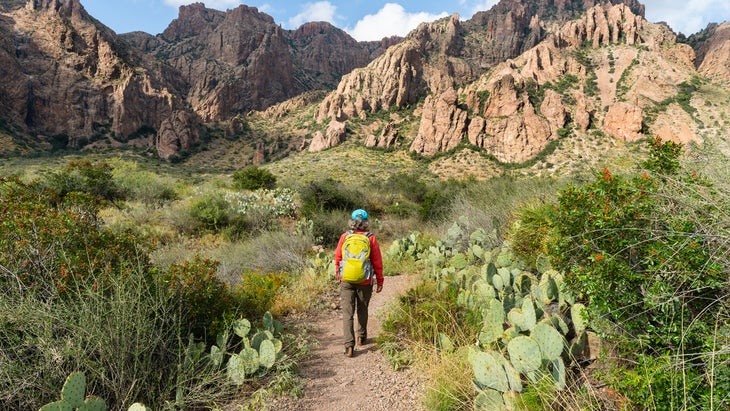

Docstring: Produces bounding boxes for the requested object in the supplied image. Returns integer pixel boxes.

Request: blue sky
[81,0,730,41]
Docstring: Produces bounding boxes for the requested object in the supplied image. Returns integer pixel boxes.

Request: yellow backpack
[340,231,373,283]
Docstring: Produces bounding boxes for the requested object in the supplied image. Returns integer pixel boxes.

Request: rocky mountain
[1,0,728,169]
[686,22,730,84]
[310,0,727,168]
[0,0,394,158]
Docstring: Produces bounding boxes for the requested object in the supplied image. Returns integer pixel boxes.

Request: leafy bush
[0,178,139,300]
[232,165,277,190]
[162,257,235,338]
[232,271,287,319]
[298,178,367,217]
[546,139,729,408]
[0,177,238,409]
[189,193,231,230]
[42,159,126,203]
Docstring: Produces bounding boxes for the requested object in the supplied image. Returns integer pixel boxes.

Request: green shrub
[298,178,367,217]
[546,139,729,408]
[42,159,126,203]
[0,177,237,409]
[189,193,231,230]
[162,257,235,338]
[232,165,277,190]
[232,271,287,319]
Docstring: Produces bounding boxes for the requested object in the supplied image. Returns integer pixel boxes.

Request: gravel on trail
[267,274,427,411]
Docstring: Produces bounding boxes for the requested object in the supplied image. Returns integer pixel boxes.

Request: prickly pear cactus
[571,303,588,335]
[532,321,564,361]
[474,388,506,411]
[39,402,74,411]
[507,336,542,374]
[470,350,509,392]
[61,372,86,408]
[38,372,108,411]
[233,318,251,338]
[259,339,277,369]
[76,398,106,411]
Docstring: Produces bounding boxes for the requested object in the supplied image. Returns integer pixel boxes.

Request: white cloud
[347,3,449,41]
[468,0,500,17]
[287,2,338,28]
[162,0,241,9]
[640,0,730,35]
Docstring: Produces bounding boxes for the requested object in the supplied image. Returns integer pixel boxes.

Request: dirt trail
[269,274,426,411]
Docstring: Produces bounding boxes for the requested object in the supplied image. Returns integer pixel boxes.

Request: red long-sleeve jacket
[334,230,384,286]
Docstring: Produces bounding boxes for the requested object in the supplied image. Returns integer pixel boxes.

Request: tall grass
[0,259,236,410]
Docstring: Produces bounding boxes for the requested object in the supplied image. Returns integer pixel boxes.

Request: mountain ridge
[0,0,728,173]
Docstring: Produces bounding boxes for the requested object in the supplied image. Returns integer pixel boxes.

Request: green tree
[232,165,277,190]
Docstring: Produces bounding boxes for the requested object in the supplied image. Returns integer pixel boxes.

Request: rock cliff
[0,1,394,158]
[311,0,653,154]
[691,22,730,84]
[0,0,187,158]
[411,3,699,162]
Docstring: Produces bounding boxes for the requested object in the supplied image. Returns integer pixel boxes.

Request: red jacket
[334,230,384,286]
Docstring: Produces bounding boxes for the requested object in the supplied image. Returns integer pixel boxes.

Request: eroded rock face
[365,122,399,148]
[1,0,183,149]
[156,110,202,159]
[410,88,467,156]
[309,120,346,152]
[409,2,702,162]
[0,1,395,159]
[694,22,730,84]
[604,102,643,141]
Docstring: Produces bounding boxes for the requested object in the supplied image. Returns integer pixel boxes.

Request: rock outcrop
[694,22,730,84]
[0,0,187,152]
[129,3,396,122]
[410,2,700,161]
[365,122,399,148]
[309,120,347,152]
[0,0,396,158]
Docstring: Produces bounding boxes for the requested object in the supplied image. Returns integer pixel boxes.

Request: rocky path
[268,274,426,411]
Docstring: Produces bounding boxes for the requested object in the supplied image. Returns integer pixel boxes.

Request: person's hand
[376,283,383,293]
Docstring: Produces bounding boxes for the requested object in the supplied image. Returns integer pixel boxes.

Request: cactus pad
[571,303,588,335]
[532,322,564,361]
[77,397,107,411]
[233,318,251,338]
[39,401,74,411]
[550,357,566,389]
[470,351,509,392]
[259,339,277,369]
[507,336,542,374]
[60,372,86,408]
[474,388,506,411]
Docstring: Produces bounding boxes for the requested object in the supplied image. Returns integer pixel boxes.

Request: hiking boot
[357,337,366,346]
[344,346,353,357]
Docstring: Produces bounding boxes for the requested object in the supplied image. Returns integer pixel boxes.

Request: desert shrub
[308,209,350,247]
[213,229,314,279]
[546,139,729,408]
[162,257,235,339]
[41,159,126,203]
[232,165,277,190]
[508,200,557,268]
[113,167,178,206]
[0,177,238,409]
[189,192,231,231]
[383,172,429,202]
[0,178,140,300]
[231,271,288,319]
[379,281,481,361]
[298,178,367,217]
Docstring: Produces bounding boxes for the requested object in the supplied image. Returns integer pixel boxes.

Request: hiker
[335,209,384,357]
